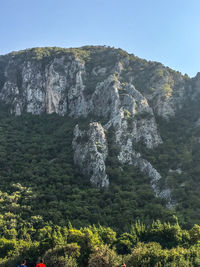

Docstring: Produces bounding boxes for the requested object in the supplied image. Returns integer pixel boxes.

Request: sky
[1,0,200,77]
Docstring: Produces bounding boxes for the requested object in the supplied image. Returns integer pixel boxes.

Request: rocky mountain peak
[0,46,199,207]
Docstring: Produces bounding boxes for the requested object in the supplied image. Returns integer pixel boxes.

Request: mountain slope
[0,46,200,229]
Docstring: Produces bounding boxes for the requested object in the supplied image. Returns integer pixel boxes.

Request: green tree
[88,244,121,267]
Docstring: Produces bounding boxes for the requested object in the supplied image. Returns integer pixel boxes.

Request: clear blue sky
[1,0,200,77]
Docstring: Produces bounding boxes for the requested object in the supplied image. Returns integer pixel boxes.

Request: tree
[88,244,121,267]
[116,233,137,255]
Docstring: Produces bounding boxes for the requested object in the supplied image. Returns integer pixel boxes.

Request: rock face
[0,55,86,115]
[73,122,109,188]
[0,46,199,205]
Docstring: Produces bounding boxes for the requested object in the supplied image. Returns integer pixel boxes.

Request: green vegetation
[0,46,200,265]
[136,98,200,228]
[0,45,184,98]
[0,46,131,96]
[0,107,174,233]
[162,83,172,97]
[0,220,199,266]
[0,96,199,235]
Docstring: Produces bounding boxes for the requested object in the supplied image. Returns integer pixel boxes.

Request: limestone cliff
[0,46,199,206]
[73,122,109,188]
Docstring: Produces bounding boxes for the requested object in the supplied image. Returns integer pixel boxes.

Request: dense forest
[0,218,199,266]
[0,107,173,231]
[0,104,199,230]
[0,107,199,266]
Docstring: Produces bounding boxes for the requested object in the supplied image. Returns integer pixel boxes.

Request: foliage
[88,244,121,267]
[115,232,137,255]
[0,109,177,234]
[43,245,79,267]
[125,241,200,267]
[0,221,198,266]
[0,45,200,265]
[137,98,200,228]
[162,82,172,97]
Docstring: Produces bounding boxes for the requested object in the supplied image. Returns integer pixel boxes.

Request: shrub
[88,244,121,267]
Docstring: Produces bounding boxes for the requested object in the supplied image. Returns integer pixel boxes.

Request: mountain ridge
[0,46,200,228]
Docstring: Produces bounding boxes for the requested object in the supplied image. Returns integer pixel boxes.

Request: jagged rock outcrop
[72,122,109,187]
[0,47,191,120]
[0,55,88,116]
[1,46,199,204]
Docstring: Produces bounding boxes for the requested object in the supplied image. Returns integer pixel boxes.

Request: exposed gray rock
[195,118,200,127]
[0,52,165,192]
[158,188,174,208]
[141,66,187,120]
[91,74,121,120]
[72,122,109,188]
[191,72,200,99]
[0,56,88,116]
[1,46,193,205]
[169,168,183,175]
[118,140,173,205]
[102,80,162,148]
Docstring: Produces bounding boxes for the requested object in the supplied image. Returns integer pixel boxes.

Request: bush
[43,245,80,267]
[125,242,166,267]
[88,244,121,267]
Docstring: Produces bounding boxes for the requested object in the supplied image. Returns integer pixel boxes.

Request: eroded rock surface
[72,122,109,188]
[1,46,198,205]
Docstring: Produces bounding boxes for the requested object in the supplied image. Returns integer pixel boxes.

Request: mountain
[0,46,200,230]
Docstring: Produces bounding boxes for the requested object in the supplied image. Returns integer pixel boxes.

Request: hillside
[0,46,200,232]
